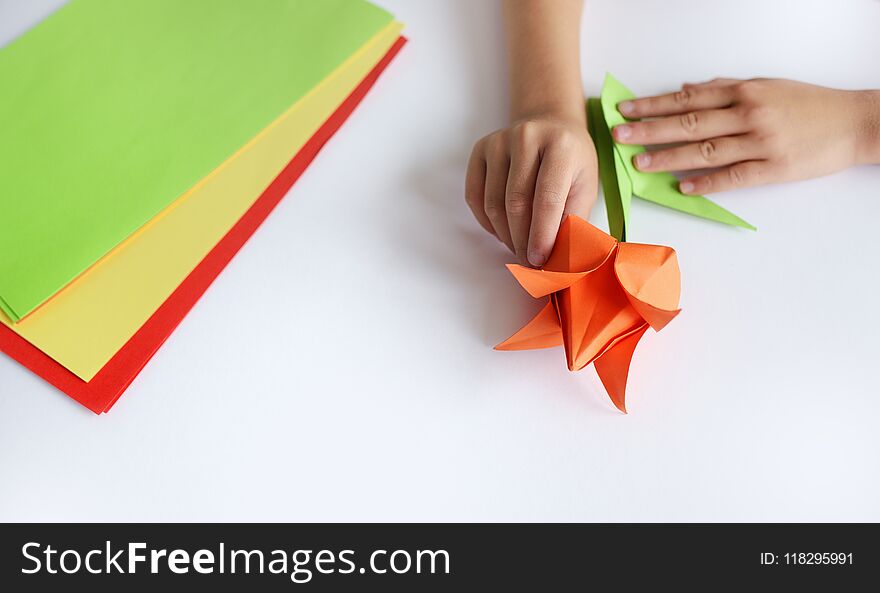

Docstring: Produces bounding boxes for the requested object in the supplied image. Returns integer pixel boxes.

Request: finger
[505,145,540,265]
[684,77,739,89]
[633,136,761,173]
[679,160,769,194]
[464,142,495,236]
[618,84,737,119]
[527,145,575,267]
[613,108,747,145]
[483,139,514,252]
[562,169,598,220]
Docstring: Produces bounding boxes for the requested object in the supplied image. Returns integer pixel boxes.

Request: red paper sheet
[0,37,406,414]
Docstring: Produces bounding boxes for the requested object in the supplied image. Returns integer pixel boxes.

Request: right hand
[465,114,598,268]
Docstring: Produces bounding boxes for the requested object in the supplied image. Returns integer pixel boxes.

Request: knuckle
[505,190,532,215]
[484,202,506,220]
[728,165,748,186]
[743,105,771,126]
[674,88,692,107]
[535,186,567,208]
[679,111,699,134]
[698,139,717,162]
[773,151,792,171]
[549,129,574,150]
[760,131,784,155]
[470,139,488,161]
[485,132,507,157]
[510,121,537,147]
[734,80,763,101]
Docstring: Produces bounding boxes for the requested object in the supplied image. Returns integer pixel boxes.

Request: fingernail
[528,251,546,268]
[680,181,695,194]
[635,153,651,169]
[619,101,635,115]
[614,125,632,140]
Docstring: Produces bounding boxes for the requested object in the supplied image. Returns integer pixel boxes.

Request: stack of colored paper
[0,0,405,413]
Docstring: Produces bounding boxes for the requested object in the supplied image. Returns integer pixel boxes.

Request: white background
[1,0,879,522]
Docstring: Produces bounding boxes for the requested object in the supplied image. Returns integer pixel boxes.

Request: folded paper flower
[496,216,681,413]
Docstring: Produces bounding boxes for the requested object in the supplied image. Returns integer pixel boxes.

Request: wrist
[511,100,586,128]
[853,90,880,165]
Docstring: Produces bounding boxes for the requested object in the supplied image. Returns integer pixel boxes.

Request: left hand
[611,78,880,194]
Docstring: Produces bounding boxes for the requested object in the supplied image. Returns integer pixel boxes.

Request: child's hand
[612,78,880,194]
[465,116,598,267]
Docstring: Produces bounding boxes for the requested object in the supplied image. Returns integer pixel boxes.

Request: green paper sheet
[0,0,393,321]
[596,72,755,233]
[587,97,629,242]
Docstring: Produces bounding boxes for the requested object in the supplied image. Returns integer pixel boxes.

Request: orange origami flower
[496,215,681,412]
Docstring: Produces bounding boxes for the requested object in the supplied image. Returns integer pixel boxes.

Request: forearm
[503,0,585,126]
[855,90,880,165]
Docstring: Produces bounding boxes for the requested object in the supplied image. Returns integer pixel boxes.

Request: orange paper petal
[505,265,588,299]
[544,215,617,273]
[614,242,681,331]
[557,252,642,371]
[495,299,563,350]
[594,323,649,413]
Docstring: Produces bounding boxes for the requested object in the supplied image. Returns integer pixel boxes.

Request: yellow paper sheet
[0,21,403,381]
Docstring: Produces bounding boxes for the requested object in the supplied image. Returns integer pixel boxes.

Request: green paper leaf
[587,97,628,241]
[598,72,755,231]
[612,146,634,239]
[0,0,394,321]
[618,152,756,230]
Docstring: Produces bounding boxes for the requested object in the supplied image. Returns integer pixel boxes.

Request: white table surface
[2,0,879,522]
